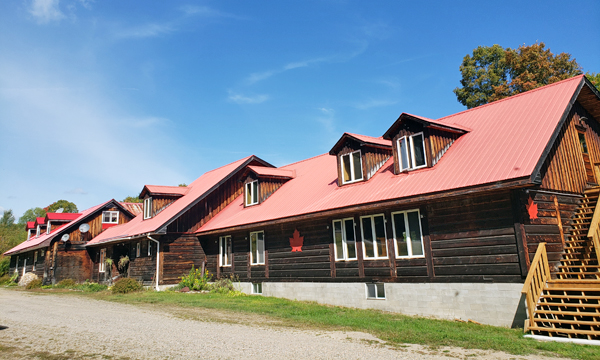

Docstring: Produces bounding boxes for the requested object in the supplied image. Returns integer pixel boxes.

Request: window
[366,283,385,299]
[392,210,424,258]
[219,236,232,267]
[23,259,27,276]
[340,150,363,184]
[398,132,426,171]
[47,221,51,234]
[143,197,152,219]
[15,256,19,273]
[102,211,119,224]
[245,180,259,206]
[333,218,357,261]
[33,251,37,271]
[36,226,41,237]
[360,214,388,259]
[250,231,265,265]
[579,132,589,154]
[136,242,141,257]
[252,283,263,294]
[148,241,152,256]
[99,249,106,273]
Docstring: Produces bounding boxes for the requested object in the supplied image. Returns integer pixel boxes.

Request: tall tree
[587,72,600,92]
[46,199,78,213]
[454,42,583,108]
[18,207,47,225]
[0,210,15,227]
[122,196,143,203]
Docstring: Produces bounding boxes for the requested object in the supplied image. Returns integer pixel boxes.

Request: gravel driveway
[0,289,564,360]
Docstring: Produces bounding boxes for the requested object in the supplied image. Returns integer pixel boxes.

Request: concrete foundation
[236,281,526,328]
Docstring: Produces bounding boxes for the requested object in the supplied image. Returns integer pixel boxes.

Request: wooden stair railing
[521,242,550,332]
[587,195,600,263]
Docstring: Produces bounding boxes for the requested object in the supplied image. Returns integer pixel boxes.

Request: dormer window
[143,197,152,219]
[102,211,119,224]
[245,180,258,206]
[341,150,363,184]
[398,132,426,171]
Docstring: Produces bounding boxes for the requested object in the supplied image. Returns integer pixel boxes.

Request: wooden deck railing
[521,242,550,331]
[587,197,600,262]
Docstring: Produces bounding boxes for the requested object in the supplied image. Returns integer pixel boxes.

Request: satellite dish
[79,223,90,233]
[61,234,70,242]
[55,208,64,213]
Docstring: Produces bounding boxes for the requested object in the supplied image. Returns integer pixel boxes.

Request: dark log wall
[53,244,92,282]
[8,249,45,280]
[518,190,580,273]
[127,240,157,285]
[427,191,523,282]
[160,234,206,284]
[540,102,600,193]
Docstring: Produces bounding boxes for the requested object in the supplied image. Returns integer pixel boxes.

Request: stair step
[533,317,600,326]
[529,326,600,336]
[536,309,600,317]
[538,302,600,309]
[559,265,600,269]
[542,293,600,300]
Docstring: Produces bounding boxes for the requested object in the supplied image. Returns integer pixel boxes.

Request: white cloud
[245,57,327,85]
[66,188,88,195]
[30,0,66,24]
[227,91,269,104]
[353,99,398,110]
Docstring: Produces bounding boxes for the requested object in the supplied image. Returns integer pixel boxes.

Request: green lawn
[83,290,600,360]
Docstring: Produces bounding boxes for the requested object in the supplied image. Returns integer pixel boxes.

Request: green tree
[0,210,15,226]
[122,196,143,203]
[46,199,78,213]
[455,42,583,108]
[18,207,47,225]
[587,72,600,91]
[178,183,187,187]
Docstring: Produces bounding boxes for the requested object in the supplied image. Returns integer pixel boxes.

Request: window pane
[344,219,356,259]
[366,284,376,298]
[579,133,589,154]
[333,221,344,260]
[220,238,226,265]
[257,232,265,264]
[226,237,232,265]
[111,213,118,222]
[252,181,258,204]
[362,217,374,258]
[342,154,351,182]
[399,138,410,170]
[374,215,387,258]
[250,233,257,263]
[246,183,252,205]
[376,283,385,298]
[393,213,408,256]
[352,152,362,180]
[407,211,423,256]
[412,134,426,167]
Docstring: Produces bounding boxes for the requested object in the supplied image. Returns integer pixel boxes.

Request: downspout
[147,235,160,290]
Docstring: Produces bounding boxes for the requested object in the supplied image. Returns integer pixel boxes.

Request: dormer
[329,133,393,186]
[25,221,36,240]
[242,166,295,207]
[44,212,81,234]
[382,113,469,175]
[139,185,188,219]
[34,217,47,237]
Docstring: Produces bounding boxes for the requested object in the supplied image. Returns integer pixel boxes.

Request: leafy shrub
[179,266,212,291]
[0,257,9,277]
[210,274,240,295]
[56,279,76,288]
[26,278,42,289]
[111,277,142,294]
[77,282,108,292]
[0,274,11,285]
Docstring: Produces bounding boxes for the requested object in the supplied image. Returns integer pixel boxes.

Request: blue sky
[0,0,598,220]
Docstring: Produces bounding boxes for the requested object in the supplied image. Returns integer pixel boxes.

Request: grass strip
[91,291,599,360]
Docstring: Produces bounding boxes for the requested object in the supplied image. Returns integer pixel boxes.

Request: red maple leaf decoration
[526,197,538,220]
[289,229,304,252]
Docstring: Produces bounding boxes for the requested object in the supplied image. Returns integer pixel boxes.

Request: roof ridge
[281,153,329,168]
[437,75,584,123]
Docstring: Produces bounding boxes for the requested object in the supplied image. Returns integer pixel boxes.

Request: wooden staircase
[523,188,600,340]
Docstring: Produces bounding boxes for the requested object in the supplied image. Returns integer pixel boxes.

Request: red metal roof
[247,166,295,179]
[329,133,391,154]
[45,213,81,221]
[87,156,266,246]
[120,202,144,215]
[25,221,35,230]
[139,185,189,199]
[197,75,587,233]
[34,217,46,227]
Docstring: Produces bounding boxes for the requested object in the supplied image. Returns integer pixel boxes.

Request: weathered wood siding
[160,235,206,284]
[541,102,600,193]
[151,196,180,217]
[53,244,92,282]
[336,144,392,186]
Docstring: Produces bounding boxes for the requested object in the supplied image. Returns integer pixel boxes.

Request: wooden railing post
[521,243,550,331]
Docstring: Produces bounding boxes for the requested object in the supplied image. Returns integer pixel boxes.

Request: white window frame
[143,197,152,219]
[219,235,232,267]
[252,283,263,294]
[332,218,357,261]
[33,251,37,271]
[46,221,51,234]
[23,259,27,276]
[102,211,119,224]
[136,242,141,257]
[249,231,265,265]
[397,132,427,171]
[99,249,106,273]
[36,225,41,237]
[15,256,19,273]
[366,283,386,299]
[340,150,364,184]
[391,209,425,259]
[360,214,389,260]
[245,180,259,206]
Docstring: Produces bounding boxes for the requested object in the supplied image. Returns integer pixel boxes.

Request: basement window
[245,180,259,206]
[366,283,385,299]
[340,150,363,184]
[398,132,426,171]
[219,235,232,267]
[252,283,263,294]
[143,197,152,219]
[332,218,357,261]
[102,211,119,224]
